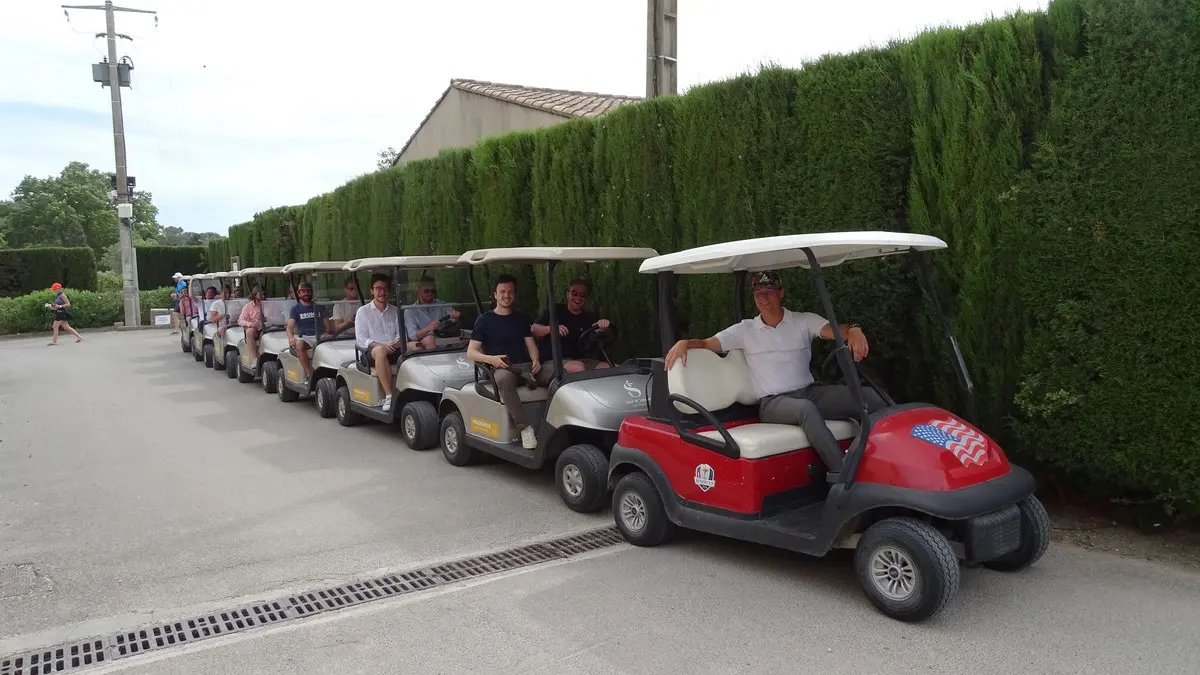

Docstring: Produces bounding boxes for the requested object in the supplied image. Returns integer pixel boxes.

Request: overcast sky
[1,0,1047,235]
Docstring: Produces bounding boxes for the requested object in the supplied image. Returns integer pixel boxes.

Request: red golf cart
[607,231,1050,622]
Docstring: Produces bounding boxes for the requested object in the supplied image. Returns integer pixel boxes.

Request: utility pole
[63,1,156,327]
[646,0,678,98]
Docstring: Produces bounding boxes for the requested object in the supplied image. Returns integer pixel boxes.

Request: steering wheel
[433,313,462,338]
[820,346,895,407]
[577,323,617,359]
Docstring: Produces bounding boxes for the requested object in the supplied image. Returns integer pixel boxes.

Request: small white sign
[153,314,171,326]
[694,464,715,492]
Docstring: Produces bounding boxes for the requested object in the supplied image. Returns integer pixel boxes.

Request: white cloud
[1,0,1048,235]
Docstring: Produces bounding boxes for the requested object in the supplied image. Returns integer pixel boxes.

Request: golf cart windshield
[279,262,356,342]
[240,268,293,332]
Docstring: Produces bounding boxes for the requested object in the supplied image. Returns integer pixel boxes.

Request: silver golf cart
[210,271,249,378]
[192,272,227,367]
[436,246,660,513]
[331,256,482,447]
[275,261,361,413]
[233,266,295,389]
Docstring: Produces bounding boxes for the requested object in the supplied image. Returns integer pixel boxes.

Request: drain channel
[1,527,623,674]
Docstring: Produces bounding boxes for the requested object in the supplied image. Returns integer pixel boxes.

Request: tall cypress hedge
[0,247,98,296]
[201,0,1200,515]
[135,245,207,289]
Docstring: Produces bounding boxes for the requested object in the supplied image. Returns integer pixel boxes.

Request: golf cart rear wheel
[203,343,214,368]
[315,378,337,418]
[225,350,239,378]
[261,360,280,394]
[854,517,960,623]
[556,444,609,513]
[192,336,203,361]
[613,472,676,547]
[335,385,364,427]
[984,495,1051,572]
[439,411,479,466]
[401,401,439,450]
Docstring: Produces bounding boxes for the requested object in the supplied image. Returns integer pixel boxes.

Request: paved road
[2,330,1198,674]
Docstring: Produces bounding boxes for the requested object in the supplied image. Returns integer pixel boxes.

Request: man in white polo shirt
[354,273,402,413]
[664,270,885,474]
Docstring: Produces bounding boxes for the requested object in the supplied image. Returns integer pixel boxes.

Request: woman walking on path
[47,282,83,345]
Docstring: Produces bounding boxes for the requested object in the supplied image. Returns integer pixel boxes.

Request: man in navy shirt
[467,274,555,449]
[532,278,612,373]
[287,282,332,380]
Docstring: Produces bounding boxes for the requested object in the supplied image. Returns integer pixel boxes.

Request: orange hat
[50,283,63,291]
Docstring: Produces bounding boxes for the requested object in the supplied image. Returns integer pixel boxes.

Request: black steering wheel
[578,322,616,353]
[820,345,895,406]
[433,313,462,338]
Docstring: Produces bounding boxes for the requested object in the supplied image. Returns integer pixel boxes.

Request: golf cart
[606,232,1049,622]
[332,256,482,447]
[210,271,249,378]
[233,266,296,389]
[190,273,226,367]
[177,274,194,354]
[275,261,360,412]
[437,246,660,513]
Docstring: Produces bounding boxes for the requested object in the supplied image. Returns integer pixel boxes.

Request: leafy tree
[0,199,11,248]
[376,146,399,169]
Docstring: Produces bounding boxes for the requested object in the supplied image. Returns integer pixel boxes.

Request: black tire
[335,385,364,427]
[612,472,676,547]
[315,378,337,418]
[203,343,214,368]
[181,332,191,353]
[400,401,439,450]
[277,373,300,402]
[984,495,1051,572]
[225,350,239,378]
[192,335,203,361]
[556,444,610,513]
[237,361,255,383]
[439,411,479,466]
[261,360,280,394]
[854,517,960,622]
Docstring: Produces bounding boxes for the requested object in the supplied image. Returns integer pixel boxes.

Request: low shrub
[0,286,176,335]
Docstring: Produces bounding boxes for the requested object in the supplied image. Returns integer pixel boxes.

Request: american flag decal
[910,418,988,466]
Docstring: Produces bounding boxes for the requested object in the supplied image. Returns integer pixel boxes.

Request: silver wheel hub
[562,465,584,498]
[337,394,346,417]
[870,546,917,601]
[445,426,458,454]
[619,491,647,534]
[404,415,417,440]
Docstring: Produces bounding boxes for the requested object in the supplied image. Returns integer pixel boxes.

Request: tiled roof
[449,78,642,118]
[391,78,643,167]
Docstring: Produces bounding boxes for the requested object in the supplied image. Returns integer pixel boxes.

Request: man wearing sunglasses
[664,270,885,475]
[531,278,611,373]
[403,275,462,350]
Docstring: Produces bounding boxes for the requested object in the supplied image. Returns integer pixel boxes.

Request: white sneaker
[381,395,392,413]
[520,426,537,449]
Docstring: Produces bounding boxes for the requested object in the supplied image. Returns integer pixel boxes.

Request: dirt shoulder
[1046,501,1200,571]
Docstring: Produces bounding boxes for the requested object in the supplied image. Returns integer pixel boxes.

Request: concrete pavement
[2,330,1199,674]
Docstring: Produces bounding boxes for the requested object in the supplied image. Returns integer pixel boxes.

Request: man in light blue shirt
[403,275,461,350]
[170,272,187,335]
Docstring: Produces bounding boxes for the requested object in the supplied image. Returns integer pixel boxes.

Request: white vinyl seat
[668,349,859,460]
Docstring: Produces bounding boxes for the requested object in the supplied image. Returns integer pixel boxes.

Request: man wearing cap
[665,270,885,476]
[287,282,332,381]
[170,272,186,335]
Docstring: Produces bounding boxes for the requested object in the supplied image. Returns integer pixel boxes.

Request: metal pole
[104,1,139,326]
[646,0,678,99]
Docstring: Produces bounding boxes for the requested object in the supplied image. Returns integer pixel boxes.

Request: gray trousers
[493,363,555,430]
[758,384,886,472]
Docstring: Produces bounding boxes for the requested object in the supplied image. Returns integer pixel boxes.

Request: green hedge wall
[205,0,1200,515]
[135,245,207,290]
[0,247,97,296]
[205,238,229,272]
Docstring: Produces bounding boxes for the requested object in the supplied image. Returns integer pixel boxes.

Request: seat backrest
[666,349,758,414]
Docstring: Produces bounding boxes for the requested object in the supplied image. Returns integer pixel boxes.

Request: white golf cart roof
[210,271,241,279]
[639,231,947,274]
[280,261,349,273]
[191,272,219,280]
[343,255,463,271]
[240,266,286,276]
[457,246,660,265]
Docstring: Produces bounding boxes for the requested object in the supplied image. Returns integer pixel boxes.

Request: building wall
[395,88,569,166]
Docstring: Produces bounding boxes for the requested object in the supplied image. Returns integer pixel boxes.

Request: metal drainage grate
[0,526,622,673]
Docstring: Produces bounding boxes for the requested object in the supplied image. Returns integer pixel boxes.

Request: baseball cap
[172,272,183,279]
[50,282,63,290]
[750,270,782,289]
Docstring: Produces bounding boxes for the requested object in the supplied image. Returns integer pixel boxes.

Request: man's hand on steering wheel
[846,326,869,361]
[594,319,610,331]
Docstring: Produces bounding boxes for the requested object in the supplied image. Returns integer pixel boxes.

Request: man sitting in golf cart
[331,277,359,333]
[208,284,232,337]
[531,277,611,373]
[403,275,462,350]
[287,282,333,381]
[665,270,885,474]
[237,284,266,357]
[354,273,403,413]
[466,274,556,450]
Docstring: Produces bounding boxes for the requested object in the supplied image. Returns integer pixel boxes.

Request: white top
[209,298,226,318]
[639,231,947,274]
[713,309,830,399]
[354,301,401,350]
[331,300,359,322]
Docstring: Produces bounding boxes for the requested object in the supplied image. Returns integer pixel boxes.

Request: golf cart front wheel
[203,343,214,368]
[439,411,479,466]
[237,362,255,384]
[181,333,191,353]
[261,360,280,394]
[854,517,960,623]
[225,350,239,378]
[315,378,337,418]
[556,444,609,513]
[277,375,300,403]
[984,495,1051,572]
[335,385,364,427]
[192,336,203,361]
[613,472,676,547]
[400,401,439,451]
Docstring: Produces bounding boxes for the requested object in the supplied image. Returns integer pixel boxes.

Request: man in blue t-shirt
[467,274,556,449]
[287,282,332,380]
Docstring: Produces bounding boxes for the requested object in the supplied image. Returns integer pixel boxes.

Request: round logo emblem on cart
[694,464,715,492]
